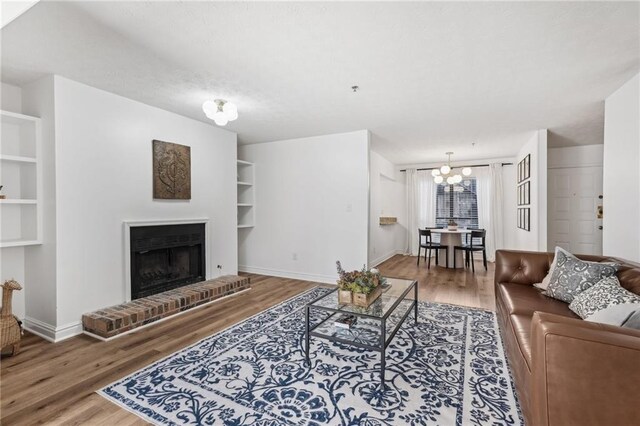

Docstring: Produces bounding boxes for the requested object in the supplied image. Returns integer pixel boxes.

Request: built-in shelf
[1,110,42,247]
[0,155,37,163]
[0,199,38,204]
[1,110,40,125]
[237,159,255,229]
[379,216,398,225]
[0,239,42,248]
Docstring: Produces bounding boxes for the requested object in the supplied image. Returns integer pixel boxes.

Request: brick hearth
[82,275,250,339]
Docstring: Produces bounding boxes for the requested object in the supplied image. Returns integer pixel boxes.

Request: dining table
[429,228,472,268]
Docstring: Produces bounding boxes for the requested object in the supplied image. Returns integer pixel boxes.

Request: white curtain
[475,163,504,261]
[406,169,436,255]
[489,163,504,259]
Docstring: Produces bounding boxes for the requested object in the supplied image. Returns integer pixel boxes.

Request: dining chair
[417,229,449,269]
[453,229,487,272]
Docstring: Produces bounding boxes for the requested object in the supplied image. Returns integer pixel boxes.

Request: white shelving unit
[1,110,43,248]
[237,159,255,228]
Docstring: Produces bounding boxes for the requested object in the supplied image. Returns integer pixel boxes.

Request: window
[435,178,479,229]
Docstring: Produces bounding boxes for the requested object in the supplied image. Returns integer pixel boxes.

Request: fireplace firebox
[130,223,205,299]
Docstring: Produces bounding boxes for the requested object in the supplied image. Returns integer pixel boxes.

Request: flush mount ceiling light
[431,152,472,185]
[202,99,238,126]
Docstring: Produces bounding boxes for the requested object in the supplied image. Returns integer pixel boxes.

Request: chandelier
[432,152,472,184]
[202,99,238,126]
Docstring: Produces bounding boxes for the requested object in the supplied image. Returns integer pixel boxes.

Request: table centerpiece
[336,261,386,307]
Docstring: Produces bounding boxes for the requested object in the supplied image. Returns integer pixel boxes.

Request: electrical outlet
[292,253,298,261]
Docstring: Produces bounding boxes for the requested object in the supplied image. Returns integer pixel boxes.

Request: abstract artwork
[152,140,191,200]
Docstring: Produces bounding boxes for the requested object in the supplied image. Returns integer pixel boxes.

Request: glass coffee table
[304,277,418,387]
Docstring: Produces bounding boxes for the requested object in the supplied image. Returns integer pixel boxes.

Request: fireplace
[130,223,205,299]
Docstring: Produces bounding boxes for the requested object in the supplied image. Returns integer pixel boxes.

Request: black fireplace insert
[130,223,205,299]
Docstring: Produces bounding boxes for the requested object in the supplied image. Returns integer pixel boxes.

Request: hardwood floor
[0,255,495,425]
[377,254,496,311]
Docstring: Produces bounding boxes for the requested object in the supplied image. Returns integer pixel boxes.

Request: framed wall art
[517,207,531,232]
[152,139,191,200]
[516,153,532,231]
[517,181,530,206]
[517,153,531,183]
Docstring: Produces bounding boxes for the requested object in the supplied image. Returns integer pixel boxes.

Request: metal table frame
[304,279,418,388]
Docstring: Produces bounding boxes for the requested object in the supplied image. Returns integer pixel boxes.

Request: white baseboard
[370,250,404,267]
[55,321,84,342]
[23,317,82,343]
[239,265,337,285]
[23,317,55,342]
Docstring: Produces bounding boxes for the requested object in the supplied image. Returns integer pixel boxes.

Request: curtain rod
[399,162,513,172]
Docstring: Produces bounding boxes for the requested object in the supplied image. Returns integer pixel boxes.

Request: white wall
[603,73,640,261]
[238,131,370,283]
[0,82,27,320]
[502,164,517,250]
[548,145,604,169]
[19,75,238,339]
[22,76,57,331]
[515,130,548,251]
[1,82,22,112]
[369,150,406,266]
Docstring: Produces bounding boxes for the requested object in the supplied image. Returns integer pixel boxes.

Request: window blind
[435,178,479,229]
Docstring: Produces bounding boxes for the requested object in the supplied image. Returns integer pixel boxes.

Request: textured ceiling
[2,1,638,164]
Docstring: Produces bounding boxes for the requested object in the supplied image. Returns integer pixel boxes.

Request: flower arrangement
[336,261,386,295]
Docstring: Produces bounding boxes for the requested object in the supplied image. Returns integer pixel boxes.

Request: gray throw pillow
[584,302,640,326]
[569,276,640,319]
[545,248,618,303]
[622,310,640,330]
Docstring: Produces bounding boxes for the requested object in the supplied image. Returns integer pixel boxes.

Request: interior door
[548,166,603,255]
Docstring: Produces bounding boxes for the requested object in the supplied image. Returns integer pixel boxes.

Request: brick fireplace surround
[82,275,250,339]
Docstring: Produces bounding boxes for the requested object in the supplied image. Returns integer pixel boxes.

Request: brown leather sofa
[495,250,640,426]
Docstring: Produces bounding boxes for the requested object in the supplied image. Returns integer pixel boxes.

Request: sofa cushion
[546,248,619,303]
[498,283,579,318]
[617,264,640,296]
[569,276,640,319]
[509,314,533,369]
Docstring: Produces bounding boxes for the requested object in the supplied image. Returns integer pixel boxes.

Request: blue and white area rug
[100,287,522,425]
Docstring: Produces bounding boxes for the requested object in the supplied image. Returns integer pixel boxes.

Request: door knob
[598,226,603,230]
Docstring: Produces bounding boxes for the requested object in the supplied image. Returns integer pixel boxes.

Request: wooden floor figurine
[1,279,23,356]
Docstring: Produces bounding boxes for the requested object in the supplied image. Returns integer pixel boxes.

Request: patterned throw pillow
[569,276,640,319]
[545,248,619,303]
